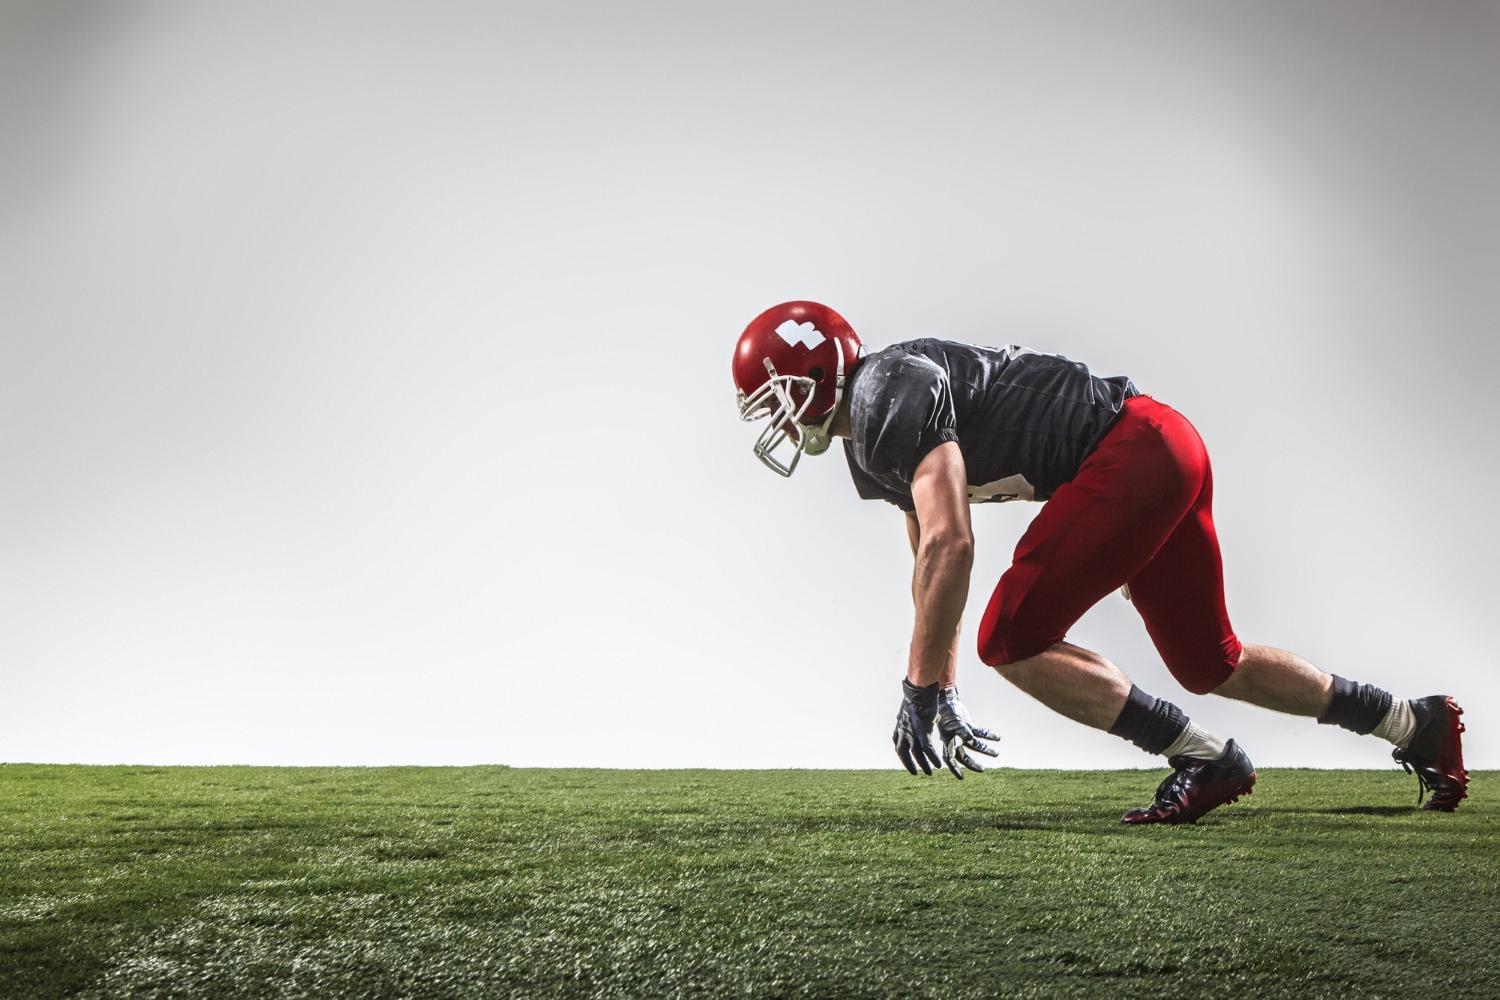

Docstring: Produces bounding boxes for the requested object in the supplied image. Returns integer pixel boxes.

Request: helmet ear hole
[809,366,826,382]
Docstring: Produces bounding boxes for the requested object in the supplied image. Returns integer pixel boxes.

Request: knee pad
[1177,671,1226,697]
[977,613,1060,667]
[1166,637,1243,695]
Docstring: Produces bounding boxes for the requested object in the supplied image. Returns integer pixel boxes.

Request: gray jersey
[841,339,1139,511]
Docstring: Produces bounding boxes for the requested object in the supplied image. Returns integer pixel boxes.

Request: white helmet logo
[773,319,826,350]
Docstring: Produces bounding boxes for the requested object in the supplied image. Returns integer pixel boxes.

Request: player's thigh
[1126,471,1243,694]
[978,476,1188,665]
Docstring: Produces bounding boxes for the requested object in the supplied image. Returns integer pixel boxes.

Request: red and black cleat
[1392,696,1468,811]
[1122,740,1256,826]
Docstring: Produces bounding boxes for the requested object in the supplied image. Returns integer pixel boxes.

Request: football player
[733,300,1468,824]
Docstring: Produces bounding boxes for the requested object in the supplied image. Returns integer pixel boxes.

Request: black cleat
[1122,740,1256,826]
[1392,696,1468,811]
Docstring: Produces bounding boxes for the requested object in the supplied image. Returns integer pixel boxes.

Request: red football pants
[976,395,1242,694]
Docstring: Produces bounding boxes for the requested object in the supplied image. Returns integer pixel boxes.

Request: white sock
[1162,721,1228,761]
[1372,698,1417,747]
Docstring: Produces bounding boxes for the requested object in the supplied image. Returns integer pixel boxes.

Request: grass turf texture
[0,766,1494,998]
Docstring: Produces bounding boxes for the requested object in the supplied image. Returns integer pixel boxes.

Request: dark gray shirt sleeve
[848,354,960,509]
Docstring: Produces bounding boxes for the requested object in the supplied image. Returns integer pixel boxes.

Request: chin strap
[793,338,848,457]
[798,407,838,456]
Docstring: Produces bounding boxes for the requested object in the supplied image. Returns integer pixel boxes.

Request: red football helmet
[733,300,865,476]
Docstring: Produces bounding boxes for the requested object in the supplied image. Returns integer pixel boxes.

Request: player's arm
[905,510,959,689]
[892,442,1000,777]
[907,441,973,686]
[902,505,1001,777]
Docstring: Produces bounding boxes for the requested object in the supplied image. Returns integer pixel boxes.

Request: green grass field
[0,765,1493,998]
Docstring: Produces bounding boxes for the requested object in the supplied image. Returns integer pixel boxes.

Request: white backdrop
[3,1,1496,769]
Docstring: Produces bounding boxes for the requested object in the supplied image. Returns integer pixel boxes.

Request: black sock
[1317,674,1393,735]
[1108,685,1188,755]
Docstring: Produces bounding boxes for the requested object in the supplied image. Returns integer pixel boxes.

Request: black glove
[936,687,1001,779]
[893,679,942,776]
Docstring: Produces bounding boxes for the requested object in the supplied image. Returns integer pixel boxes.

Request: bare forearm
[906,512,964,687]
[908,540,972,686]
[939,622,960,689]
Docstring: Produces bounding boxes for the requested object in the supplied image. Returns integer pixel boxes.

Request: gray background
[3,1,1496,769]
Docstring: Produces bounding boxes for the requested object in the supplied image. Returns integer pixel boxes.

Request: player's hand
[893,679,942,776]
[936,687,1000,779]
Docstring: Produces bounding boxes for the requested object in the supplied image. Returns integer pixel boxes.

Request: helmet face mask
[731,301,863,478]
[737,365,818,477]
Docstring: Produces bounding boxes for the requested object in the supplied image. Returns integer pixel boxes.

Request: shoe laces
[1392,749,1430,806]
